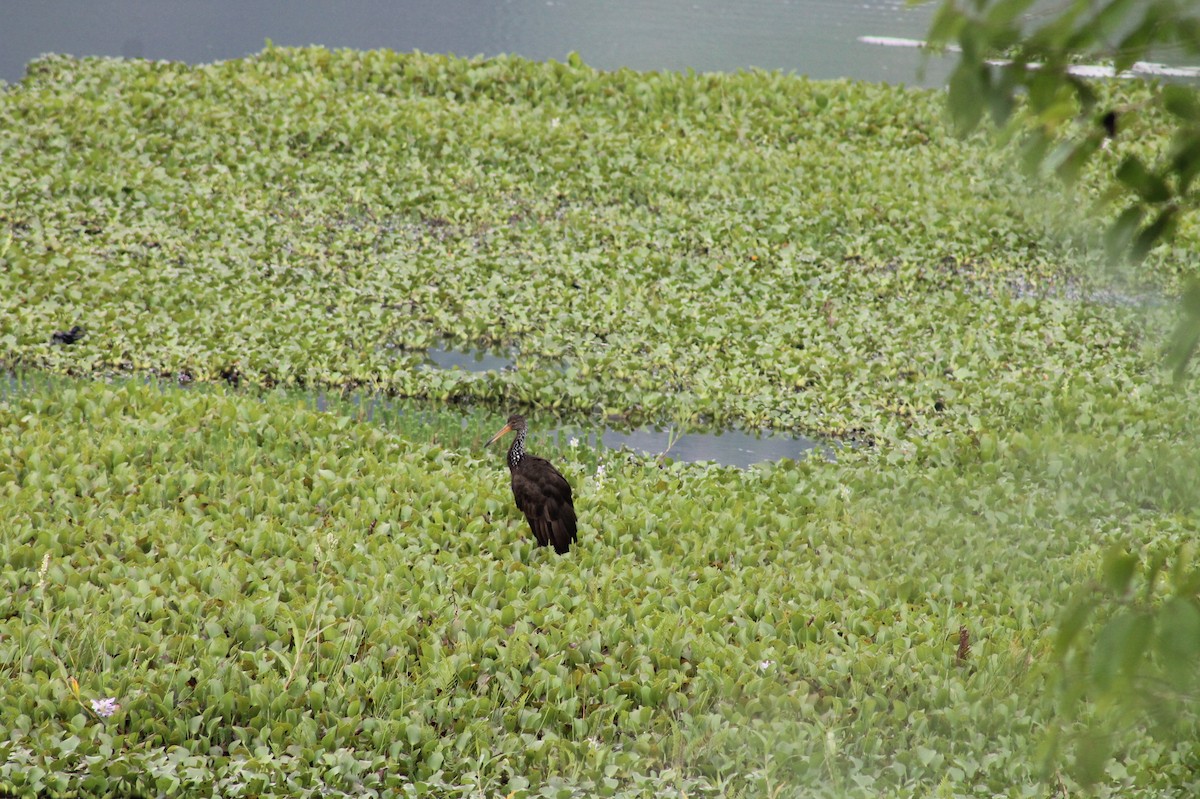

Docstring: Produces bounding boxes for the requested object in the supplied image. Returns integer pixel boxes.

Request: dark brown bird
[51,325,85,345]
[486,414,577,554]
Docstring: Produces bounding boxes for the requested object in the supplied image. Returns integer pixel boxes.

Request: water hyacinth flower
[569,437,579,448]
[90,697,120,717]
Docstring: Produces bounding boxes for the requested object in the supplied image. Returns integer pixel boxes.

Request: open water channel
[3,368,828,469]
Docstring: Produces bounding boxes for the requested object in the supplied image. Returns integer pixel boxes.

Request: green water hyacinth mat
[1,46,1194,445]
[1,374,1197,797]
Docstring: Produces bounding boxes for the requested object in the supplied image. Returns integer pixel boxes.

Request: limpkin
[486,414,577,554]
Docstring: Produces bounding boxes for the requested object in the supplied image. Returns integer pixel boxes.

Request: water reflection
[572,426,828,468]
[313,386,830,468]
[423,342,515,373]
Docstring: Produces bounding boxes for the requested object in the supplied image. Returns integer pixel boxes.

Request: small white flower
[759,659,774,672]
[550,117,561,128]
[91,697,119,717]
[569,437,579,448]
[36,553,51,590]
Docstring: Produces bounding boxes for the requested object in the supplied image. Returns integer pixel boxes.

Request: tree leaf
[1115,1,1171,70]
[985,0,1040,28]
[1101,545,1137,596]
[1019,127,1052,176]
[1156,596,1200,686]
[1072,731,1113,787]
[927,2,966,47]
[1054,135,1101,185]
[947,63,986,135]
[1104,205,1144,264]
[1054,595,1095,659]
[1116,155,1172,203]
[1130,206,1177,263]
[1117,610,1154,680]
[1166,278,1200,381]
[1091,0,1140,41]
[1170,133,1200,194]
[1090,613,1137,692]
[1163,85,1200,121]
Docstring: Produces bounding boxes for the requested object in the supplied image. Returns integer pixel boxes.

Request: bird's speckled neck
[507,426,526,469]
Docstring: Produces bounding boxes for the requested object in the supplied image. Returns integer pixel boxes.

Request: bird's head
[486,414,527,447]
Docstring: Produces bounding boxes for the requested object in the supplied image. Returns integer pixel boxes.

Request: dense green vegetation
[1,375,1196,797]
[0,45,1191,440]
[1,48,1198,796]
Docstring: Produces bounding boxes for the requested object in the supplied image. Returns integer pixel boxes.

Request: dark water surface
[1,0,943,86]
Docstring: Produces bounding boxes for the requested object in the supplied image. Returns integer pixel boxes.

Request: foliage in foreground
[1,376,1198,797]
[923,0,1200,779]
[926,0,1200,376]
[0,46,1191,444]
[1049,543,1200,788]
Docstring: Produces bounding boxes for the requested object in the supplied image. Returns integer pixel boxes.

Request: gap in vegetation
[2,369,830,468]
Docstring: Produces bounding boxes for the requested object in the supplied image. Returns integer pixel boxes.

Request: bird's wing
[513,459,577,553]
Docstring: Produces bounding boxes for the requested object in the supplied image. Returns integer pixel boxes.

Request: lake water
[0,0,944,86]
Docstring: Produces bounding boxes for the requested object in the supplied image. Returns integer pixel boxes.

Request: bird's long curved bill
[485,423,513,447]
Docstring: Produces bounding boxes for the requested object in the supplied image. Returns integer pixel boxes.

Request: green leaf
[985,0,1040,28]
[1019,128,1052,176]
[986,71,1017,125]
[1163,84,1200,121]
[1166,278,1200,381]
[1072,731,1113,787]
[1170,133,1200,194]
[1130,206,1177,263]
[927,3,966,47]
[947,63,987,135]
[1118,611,1154,680]
[1091,0,1140,41]
[1142,550,1170,603]
[1169,542,1196,592]
[1054,596,1095,659]
[1104,205,1144,264]
[1115,155,1172,203]
[1116,3,1171,71]
[1090,613,1138,692]
[1156,596,1200,681]
[1054,135,1101,185]
[1178,16,1200,54]
[1101,546,1137,595]
[1027,0,1089,52]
